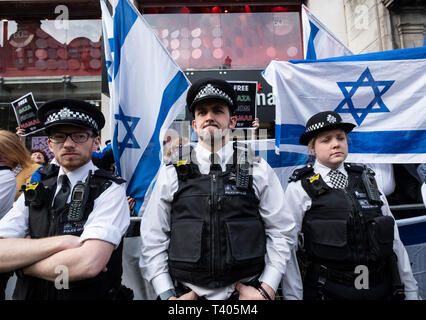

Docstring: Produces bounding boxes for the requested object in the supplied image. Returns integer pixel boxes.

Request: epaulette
[344,163,365,174]
[37,163,60,179]
[93,169,126,185]
[288,165,314,182]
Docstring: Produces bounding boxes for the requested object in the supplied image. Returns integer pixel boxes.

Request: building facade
[0,0,425,145]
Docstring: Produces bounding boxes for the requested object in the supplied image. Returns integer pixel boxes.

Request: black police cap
[299,111,356,145]
[37,98,105,134]
[186,78,237,115]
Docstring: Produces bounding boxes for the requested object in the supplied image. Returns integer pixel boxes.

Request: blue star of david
[334,67,394,126]
[113,105,140,160]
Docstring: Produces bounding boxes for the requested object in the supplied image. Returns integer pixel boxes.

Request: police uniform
[281,111,420,300]
[0,99,130,300]
[139,79,296,300]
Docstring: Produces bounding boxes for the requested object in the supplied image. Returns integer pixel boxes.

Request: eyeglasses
[49,132,95,144]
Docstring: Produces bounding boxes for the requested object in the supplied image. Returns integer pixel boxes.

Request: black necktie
[53,175,71,211]
[209,153,222,174]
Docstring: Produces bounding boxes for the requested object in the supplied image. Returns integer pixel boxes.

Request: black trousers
[168,280,260,300]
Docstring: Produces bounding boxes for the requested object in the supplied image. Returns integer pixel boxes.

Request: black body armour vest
[14,164,126,300]
[292,164,396,299]
[168,144,266,288]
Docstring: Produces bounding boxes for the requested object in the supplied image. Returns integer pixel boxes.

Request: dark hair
[30,149,49,165]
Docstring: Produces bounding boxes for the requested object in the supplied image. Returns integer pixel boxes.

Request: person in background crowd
[0,162,15,300]
[164,136,190,163]
[0,161,16,220]
[281,110,419,300]
[92,143,115,172]
[0,130,39,299]
[0,130,40,201]
[30,149,49,166]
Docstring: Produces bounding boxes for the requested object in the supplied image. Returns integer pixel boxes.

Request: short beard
[198,128,229,151]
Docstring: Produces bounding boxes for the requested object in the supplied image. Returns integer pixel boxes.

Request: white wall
[305,0,350,46]
[305,0,394,54]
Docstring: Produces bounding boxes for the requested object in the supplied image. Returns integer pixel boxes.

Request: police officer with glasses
[281,111,420,300]
[0,98,130,300]
[139,78,297,300]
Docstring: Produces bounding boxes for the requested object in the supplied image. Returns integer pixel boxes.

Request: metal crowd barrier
[127,202,426,300]
[129,203,426,222]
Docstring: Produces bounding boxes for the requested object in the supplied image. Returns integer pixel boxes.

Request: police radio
[361,168,382,204]
[67,171,91,222]
[236,150,251,190]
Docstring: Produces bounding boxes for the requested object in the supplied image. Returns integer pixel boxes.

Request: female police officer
[281,111,419,300]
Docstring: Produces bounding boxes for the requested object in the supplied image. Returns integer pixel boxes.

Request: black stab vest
[296,164,395,268]
[168,145,266,288]
[14,164,126,300]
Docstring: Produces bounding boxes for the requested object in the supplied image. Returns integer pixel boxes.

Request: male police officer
[0,99,130,300]
[139,78,297,300]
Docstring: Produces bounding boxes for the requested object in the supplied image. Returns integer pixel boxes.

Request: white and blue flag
[263,46,426,164]
[100,0,114,89]
[301,4,352,60]
[106,0,190,214]
[260,5,353,190]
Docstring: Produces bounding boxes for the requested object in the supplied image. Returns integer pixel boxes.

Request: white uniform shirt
[0,168,16,220]
[364,163,395,196]
[421,182,426,207]
[0,161,130,248]
[281,161,420,300]
[139,142,297,300]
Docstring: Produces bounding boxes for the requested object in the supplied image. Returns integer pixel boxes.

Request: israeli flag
[261,4,353,190]
[108,0,190,214]
[302,4,352,59]
[263,47,426,164]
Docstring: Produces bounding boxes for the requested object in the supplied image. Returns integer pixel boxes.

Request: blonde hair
[0,130,32,168]
[307,136,317,151]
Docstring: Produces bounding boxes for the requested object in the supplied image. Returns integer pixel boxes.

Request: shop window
[141,4,303,70]
[0,1,101,77]
[0,19,102,77]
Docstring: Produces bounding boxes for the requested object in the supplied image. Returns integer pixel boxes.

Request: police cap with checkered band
[186,78,237,116]
[299,111,356,145]
[37,98,105,135]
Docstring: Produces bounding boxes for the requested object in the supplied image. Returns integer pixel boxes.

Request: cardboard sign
[11,92,44,136]
[184,70,276,124]
[229,81,257,129]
